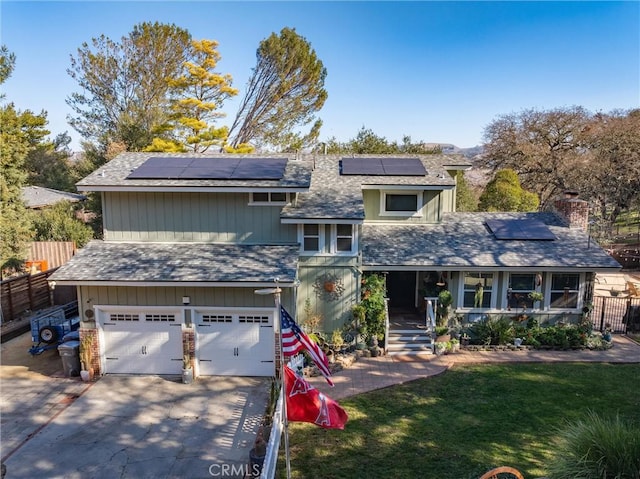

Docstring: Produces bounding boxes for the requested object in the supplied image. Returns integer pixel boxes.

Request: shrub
[548,412,640,479]
[467,315,515,345]
[360,274,386,341]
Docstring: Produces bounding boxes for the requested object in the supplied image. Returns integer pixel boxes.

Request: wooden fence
[1,270,56,323]
[27,241,76,270]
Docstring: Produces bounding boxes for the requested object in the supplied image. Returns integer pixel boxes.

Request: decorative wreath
[313,272,345,302]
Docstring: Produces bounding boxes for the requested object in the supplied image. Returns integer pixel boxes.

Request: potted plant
[434,341,448,356]
[79,336,94,382]
[610,288,620,297]
[249,428,267,476]
[182,352,193,384]
[435,325,450,343]
[528,291,544,309]
[448,338,460,353]
[437,289,453,327]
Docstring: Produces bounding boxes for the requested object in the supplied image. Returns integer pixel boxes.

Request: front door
[387,271,416,308]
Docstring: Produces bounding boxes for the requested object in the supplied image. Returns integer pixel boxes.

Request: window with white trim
[250,192,289,205]
[301,224,322,252]
[334,224,354,252]
[461,272,494,309]
[507,273,538,310]
[299,224,356,255]
[380,190,423,216]
[549,273,580,309]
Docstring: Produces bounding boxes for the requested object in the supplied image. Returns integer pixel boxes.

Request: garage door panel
[100,310,183,375]
[196,309,274,377]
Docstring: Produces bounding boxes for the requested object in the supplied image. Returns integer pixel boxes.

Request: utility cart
[28,301,80,355]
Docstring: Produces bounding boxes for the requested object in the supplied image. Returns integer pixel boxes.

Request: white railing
[259,354,304,479]
[260,388,283,479]
[384,298,390,352]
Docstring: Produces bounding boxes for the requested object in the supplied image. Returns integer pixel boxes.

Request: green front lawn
[278,363,640,479]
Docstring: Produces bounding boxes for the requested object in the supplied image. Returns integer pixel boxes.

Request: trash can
[58,340,81,377]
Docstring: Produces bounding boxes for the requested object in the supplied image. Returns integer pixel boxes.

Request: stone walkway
[308,334,640,400]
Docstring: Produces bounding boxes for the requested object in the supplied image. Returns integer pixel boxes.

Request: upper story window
[250,192,289,205]
[380,190,423,217]
[299,224,357,255]
[461,272,495,309]
[302,224,322,252]
[549,273,580,309]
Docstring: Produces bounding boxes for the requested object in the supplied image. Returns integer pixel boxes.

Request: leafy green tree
[316,127,440,155]
[67,22,192,150]
[24,132,76,191]
[0,47,49,274]
[228,27,327,151]
[480,106,590,207]
[455,171,477,212]
[478,169,539,212]
[146,39,238,152]
[31,201,93,247]
[577,109,640,233]
[0,45,16,96]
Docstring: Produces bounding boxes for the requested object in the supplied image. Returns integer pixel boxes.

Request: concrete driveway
[1,334,270,479]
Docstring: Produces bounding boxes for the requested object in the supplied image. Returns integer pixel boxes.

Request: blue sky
[1,1,638,151]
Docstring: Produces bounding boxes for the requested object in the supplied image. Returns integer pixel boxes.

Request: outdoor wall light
[182,296,190,305]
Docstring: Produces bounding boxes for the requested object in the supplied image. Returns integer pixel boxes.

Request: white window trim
[249,192,290,206]
[329,224,358,256]
[298,224,358,256]
[379,190,423,217]
[545,272,584,312]
[299,224,325,255]
[457,272,497,311]
[502,272,541,311]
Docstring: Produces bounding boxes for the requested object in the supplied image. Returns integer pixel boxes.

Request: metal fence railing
[591,296,640,333]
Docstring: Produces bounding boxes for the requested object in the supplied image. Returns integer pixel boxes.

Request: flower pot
[249,447,266,477]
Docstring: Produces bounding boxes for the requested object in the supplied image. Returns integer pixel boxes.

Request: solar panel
[340,157,426,176]
[341,158,385,175]
[127,157,287,180]
[486,219,556,240]
[381,158,426,176]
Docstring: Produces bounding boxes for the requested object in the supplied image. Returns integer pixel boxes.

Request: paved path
[308,334,640,400]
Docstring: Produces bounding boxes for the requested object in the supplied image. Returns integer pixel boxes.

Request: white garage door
[100,309,183,374]
[196,309,275,376]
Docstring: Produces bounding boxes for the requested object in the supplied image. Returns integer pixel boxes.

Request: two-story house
[50,153,620,377]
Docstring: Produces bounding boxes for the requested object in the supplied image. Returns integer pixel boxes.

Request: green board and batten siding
[78,285,294,325]
[103,192,297,243]
[296,256,360,333]
[362,189,453,223]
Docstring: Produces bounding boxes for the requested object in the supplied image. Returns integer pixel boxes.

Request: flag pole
[273,278,292,479]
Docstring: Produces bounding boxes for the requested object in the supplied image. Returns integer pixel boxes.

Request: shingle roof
[22,186,86,208]
[76,153,313,190]
[361,212,621,270]
[49,241,299,284]
[281,154,469,221]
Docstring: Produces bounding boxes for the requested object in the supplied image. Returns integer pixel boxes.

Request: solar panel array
[486,219,556,241]
[340,157,426,176]
[127,157,288,180]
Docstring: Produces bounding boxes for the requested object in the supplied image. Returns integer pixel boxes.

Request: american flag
[280,305,334,386]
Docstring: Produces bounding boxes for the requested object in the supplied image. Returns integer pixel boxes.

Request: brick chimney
[554,191,589,231]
